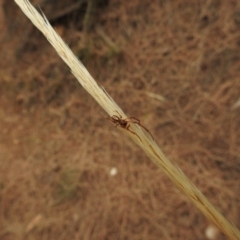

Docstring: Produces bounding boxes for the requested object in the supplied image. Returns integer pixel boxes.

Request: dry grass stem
[14,0,240,239]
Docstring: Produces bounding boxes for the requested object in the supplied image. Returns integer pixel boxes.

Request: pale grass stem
[14,0,240,239]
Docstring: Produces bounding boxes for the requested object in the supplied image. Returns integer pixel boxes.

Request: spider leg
[126,125,142,142]
[125,117,140,124]
[137,123,154,140]
[106,116,116,123]
[125,117,154,140]
[106,116,119,127]
[114,110,122,118]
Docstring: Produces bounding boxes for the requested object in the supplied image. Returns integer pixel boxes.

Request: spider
[107,111,153,141]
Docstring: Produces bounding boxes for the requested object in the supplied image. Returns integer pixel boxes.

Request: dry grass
[1,0,240,239]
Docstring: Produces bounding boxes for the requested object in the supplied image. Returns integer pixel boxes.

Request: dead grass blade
[14,0,240,239]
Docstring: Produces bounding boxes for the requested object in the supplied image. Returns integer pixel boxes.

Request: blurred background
[1,0,240,239]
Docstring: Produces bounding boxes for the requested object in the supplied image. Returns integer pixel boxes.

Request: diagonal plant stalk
[14,0,240,239]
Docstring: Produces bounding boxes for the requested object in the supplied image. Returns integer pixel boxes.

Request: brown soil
[1,0,240,239]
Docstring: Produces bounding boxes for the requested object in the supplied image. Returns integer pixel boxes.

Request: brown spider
[107,111,153,141]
